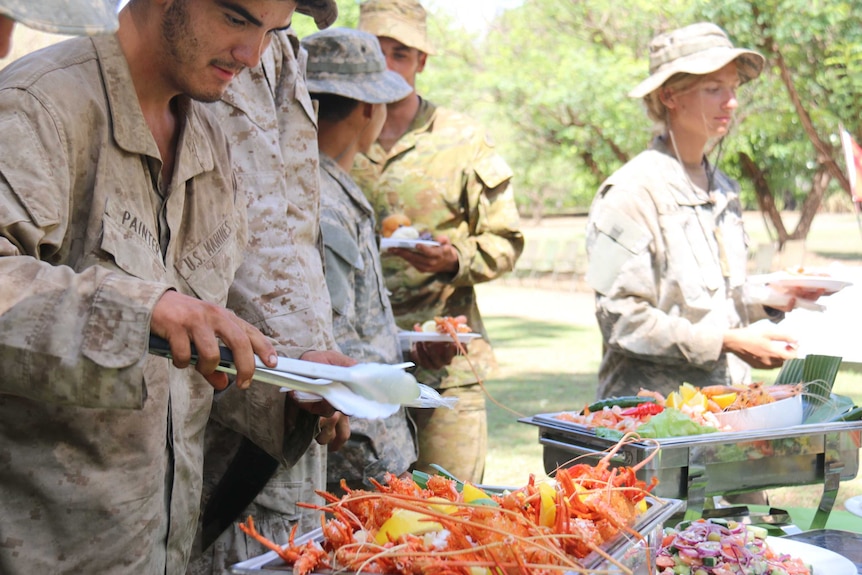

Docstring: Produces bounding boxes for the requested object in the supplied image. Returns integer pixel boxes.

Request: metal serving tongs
[147,335,422,419]
[701,506,799,533]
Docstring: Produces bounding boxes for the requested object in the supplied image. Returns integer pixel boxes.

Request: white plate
[766,536,856,575]
[844,494,862,518]
[768,277,852,295]
[380,238,440,251]
[398,331,482,350]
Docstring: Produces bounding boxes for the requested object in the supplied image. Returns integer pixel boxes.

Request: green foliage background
[294,0,862,217]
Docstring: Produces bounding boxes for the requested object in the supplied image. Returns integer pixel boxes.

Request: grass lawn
[478,211,862,514]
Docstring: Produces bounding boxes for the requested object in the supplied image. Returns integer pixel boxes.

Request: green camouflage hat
[0,0,118,35]
[303,27,412,104]
[358,0,435,55]
[297,0,338,30]
[629,22,764,98]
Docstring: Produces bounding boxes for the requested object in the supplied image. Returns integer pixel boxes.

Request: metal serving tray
[521,415,862,528]
[230,497,685,575]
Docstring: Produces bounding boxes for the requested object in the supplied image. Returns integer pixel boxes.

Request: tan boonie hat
[297,0,338,30]
[303,27,412,104]
[628,22,765,98]
[0,0,118,35]
[358,0,435,55]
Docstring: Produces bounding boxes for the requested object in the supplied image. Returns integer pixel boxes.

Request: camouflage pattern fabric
[352,97,523,391]
[585,136,772,399]
[318,154,417,492]
[186,31,337,575]
[0,0,118,35]
[357,0,436,55]
[303,27,412,105]
[0,35,243,575]
[352,97,521,484]
[409,384,487,483]
[295,0,338,30]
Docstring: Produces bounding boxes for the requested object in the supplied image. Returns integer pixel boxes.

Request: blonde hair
[643,72,702,126]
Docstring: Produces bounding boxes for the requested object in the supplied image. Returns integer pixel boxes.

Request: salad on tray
[657,518,810,575]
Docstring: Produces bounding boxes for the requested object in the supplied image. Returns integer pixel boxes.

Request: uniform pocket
[321,220,362,316]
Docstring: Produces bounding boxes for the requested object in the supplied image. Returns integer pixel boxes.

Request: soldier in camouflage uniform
[187,3,355,574]
[0,1,304,573]
[586,23,807,400]
[353,0,524,483]
[301,27,421,492]
[0,0,117,58]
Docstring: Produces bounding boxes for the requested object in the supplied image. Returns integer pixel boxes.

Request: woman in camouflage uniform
[586,23,815,400]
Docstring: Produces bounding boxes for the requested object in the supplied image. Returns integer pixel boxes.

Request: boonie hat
[297,0,338,30]
[628,22,765,99]
[303,27,412,104]
[358,0,435,55]
[0,0,118,35]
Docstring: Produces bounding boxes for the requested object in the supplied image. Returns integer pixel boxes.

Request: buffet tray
[230,497,685,575]
[521,415,862,527]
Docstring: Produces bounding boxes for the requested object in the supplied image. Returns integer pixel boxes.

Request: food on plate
[787,266,830,277]
[381,214,435,241]
[556,381,807,437]
[656,518,810,575]
[414,315,472,335]
[238,444,658,575]
[381,213,412,238]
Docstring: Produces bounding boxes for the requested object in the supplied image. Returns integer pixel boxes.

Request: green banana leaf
[774,355,851,423]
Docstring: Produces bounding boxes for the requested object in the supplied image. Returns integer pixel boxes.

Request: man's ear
[417,52,428,74]
[361,102,374,120]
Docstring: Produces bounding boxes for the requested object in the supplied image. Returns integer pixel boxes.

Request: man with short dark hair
[0,1,316,573]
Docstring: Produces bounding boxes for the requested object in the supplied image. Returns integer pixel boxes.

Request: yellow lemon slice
[712,392,738,410]
[374,508,443,545]
[462,482,491,503]
[538,482,557,527]
[679,382,698,403]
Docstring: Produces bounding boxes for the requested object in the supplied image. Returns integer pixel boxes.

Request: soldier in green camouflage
[302,27,418,493]
[353,0,524,483]
[0,0,118,58]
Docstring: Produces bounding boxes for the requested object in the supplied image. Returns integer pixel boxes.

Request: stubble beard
[161,0,230,103]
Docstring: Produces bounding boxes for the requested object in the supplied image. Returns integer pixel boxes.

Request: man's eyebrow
[216,0,263,27]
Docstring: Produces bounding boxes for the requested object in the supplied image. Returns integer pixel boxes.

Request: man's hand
[411,341,458,370]
[388,235,459,274]
[316,412,351,451]
[290,350,357,418]
[150,290,277,391]
[722,327,798,369]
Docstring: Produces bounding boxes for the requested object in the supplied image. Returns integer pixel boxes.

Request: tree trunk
[739,152,789,245]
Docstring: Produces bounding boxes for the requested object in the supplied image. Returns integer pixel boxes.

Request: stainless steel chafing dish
[521,415,862,528]
[230,496,685,575]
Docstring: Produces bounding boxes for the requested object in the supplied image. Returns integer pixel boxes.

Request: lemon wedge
[374,508,443,545]
[712,392,738,410]
[537,482,558,527]
[462,482,491,503]
[679,382,698,402]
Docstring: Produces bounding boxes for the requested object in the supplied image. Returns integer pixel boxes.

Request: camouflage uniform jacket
[352,97,523,388]
[187,32,337,574]
[318,154,417,488]
[585,136,771,398]
[0,36,245,575]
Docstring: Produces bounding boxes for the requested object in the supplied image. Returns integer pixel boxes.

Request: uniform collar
[649,135,712,206]
[320,153,373,217]
[365,96,437,164]
[93,34,215,181]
